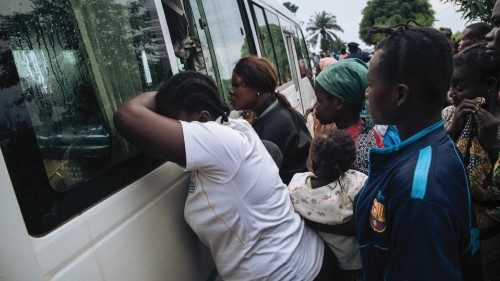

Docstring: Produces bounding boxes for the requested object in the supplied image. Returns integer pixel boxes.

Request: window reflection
[264,10,292,85]
[253,5,280,74]
[0,0,171,192]
[200,0,250,100]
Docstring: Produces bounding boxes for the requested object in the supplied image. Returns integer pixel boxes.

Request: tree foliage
[283,2,299,14]
[441,0,495,24]
[306,11,344,53]
[359,0,435,45]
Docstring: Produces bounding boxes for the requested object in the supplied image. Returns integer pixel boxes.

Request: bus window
[0,0,171,235]
[263,9,292,85]
[251,5,279,74]
[162,0,215,77]
[294,26,311,78]
[198,0,251,101]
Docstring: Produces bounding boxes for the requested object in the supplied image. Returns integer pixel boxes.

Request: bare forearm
[304,217,356,236]
[113,92,186,165]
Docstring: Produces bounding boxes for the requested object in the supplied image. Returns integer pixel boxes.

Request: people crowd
[114,1,500,280]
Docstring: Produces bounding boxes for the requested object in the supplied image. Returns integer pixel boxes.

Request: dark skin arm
[304,217,356,236]
[475,107,500,161]
[113,92,187,166]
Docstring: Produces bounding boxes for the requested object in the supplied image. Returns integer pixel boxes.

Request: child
[288,129,367,275]
[357,25,481,281]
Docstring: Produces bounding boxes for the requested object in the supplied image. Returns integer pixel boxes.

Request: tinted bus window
[199,0,250,100]
[0,0,171,235]
[295,26,311,77]
[263,9,292,85]
[252,5,278,67]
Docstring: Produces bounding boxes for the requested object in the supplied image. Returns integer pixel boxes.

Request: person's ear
[198,110,211,123]
[395,84,410,107]
[335,97,344,110]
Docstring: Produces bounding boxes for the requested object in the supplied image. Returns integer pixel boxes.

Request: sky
[286,0,471,50]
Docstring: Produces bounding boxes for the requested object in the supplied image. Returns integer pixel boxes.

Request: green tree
[283,2,298,14]
[452,31,462,42]
[306,11,344,53]
[359,0,435,45]
[441,0,495,23]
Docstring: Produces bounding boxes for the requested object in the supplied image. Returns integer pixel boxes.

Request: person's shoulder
[390,141,468,205]
[344,169,368,182]
[288,172,314,191]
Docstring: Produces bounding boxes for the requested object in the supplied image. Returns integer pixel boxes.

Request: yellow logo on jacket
[369,198,386,233]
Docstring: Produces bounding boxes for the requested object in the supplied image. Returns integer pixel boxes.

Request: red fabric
[319,57,337,70]
[344,119,383,148]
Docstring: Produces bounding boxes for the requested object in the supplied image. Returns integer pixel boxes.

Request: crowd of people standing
[113,2,500,280]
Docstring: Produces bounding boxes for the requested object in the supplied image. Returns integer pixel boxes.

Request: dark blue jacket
[355,120,481,281]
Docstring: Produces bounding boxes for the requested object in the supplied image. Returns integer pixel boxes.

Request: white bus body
[0,0,315,280]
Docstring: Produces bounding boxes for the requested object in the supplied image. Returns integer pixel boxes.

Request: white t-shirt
[288,170,367,270]
[182,118,323,281]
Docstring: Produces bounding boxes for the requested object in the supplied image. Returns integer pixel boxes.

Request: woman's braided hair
[156,71,230,122]
[369,22,453,111]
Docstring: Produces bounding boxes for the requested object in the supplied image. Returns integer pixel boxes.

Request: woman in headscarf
[313,59,383,174]
[230,56,311,184]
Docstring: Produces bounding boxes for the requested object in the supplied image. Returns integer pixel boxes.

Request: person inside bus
[313,59,383,175]
[113,71,336,281]
[356,25,481,281]
[442,43,499,280]
[230,56,311,184]
[288,129,365,281]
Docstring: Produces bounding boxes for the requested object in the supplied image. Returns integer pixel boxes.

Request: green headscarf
[316,58,368,108]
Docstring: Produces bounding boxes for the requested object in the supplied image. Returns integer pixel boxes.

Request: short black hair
[156,71,230,121]
[311,129,356,180]
[465,22,492,40]
[454,43,499,85]
[374,26,453,110]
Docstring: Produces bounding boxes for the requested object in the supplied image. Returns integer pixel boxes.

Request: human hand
[448,98,480,140]
[303,107,314,122]
[475,108,499,158]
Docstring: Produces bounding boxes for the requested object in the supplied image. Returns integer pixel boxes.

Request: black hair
[156,71,230,122]
[233,56,295,112]
[371,24,453,110]
[465,22,492,40]
[311,129,356,181]
[454,42,499,86]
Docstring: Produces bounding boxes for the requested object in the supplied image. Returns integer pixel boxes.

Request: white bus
[0,0,315,280]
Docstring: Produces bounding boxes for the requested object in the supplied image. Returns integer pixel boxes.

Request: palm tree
[306,11,344,53]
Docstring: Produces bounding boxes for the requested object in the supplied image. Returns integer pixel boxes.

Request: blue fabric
[355,121,481,281]
[383,125,400,147]
[411,146,432,199]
